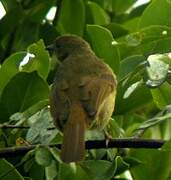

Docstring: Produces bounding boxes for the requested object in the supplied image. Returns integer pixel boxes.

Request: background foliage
[1,0,171,179]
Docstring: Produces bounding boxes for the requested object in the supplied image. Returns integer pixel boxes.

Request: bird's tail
[61,103,86,163]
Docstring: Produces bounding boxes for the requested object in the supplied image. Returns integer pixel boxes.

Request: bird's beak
[46,43,55,52]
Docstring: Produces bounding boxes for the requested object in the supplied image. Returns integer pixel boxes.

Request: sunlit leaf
[26,108,58,144]
[146,54,169,87]
[23,40,50,80]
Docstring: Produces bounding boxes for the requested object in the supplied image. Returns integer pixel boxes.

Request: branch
[0,124,30,129]
[0,124,55,130]
[0,138,165,158]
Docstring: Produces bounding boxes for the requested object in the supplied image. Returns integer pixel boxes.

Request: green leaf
[1,0,18,11]
[140,37,171,55]
[10,99,49,135]
[115,156,142,175]
[116,84,152,114]
[23,39,50,80]
[0,6,24,39]
[107,118,125,138]
[10,99,49,122]
[12,20,40,51]
[29,161,44,180]
[49,148,61,163]
[136,104,171,131]
[138,25,171,44]
[90,0,106,8]
[119,55,146,80]
[86,25,120,74]
[35,147,53,167]
[162,139,171,151]
[0,72,49,122]
[0,159,24,180]
[114,156,129,175]
[130,149,171,180]
[102,160,117,180]
[137,111,171,130]
[58,163,90,180]
[26,108,58,144]
[129,3,149,19]
[123,17,140,32]
[139,0,171,29]
[147,55,169,80]
[86,1,110,25]
[81,160,113,180]
[151,82,171,109]
[104,23,129,38]
[167,171,171,180]
[120,25,171,59]
[0,52,27,96]
[123,80,144,99]
[125,32,142,47]
[45,160,58,180]
[116,64,152,114]
[112,0,136,15]
[26,1,53,23]
[57,0,85,36]
[22,150,35,172]
[24,158,35,173]
[146,54,169,87]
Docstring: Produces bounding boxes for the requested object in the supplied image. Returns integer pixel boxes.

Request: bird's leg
[103,129,113,148]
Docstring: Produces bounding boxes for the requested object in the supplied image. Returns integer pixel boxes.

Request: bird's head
[46,35,90,61]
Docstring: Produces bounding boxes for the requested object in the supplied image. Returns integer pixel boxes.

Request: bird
[48,34,117,163]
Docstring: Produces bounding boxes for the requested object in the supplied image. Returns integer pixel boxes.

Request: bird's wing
[50,79,70,130]
[79,73,117,121]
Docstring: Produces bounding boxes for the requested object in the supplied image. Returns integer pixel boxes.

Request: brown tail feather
[61,103,86,163]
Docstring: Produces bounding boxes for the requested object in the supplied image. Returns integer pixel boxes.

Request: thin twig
[0,124,30,129]
[0,138,165,158]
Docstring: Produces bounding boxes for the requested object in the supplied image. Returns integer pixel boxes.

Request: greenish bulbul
[49,35,117,163]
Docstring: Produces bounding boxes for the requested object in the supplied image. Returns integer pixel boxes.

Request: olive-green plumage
[49,35,117,163]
